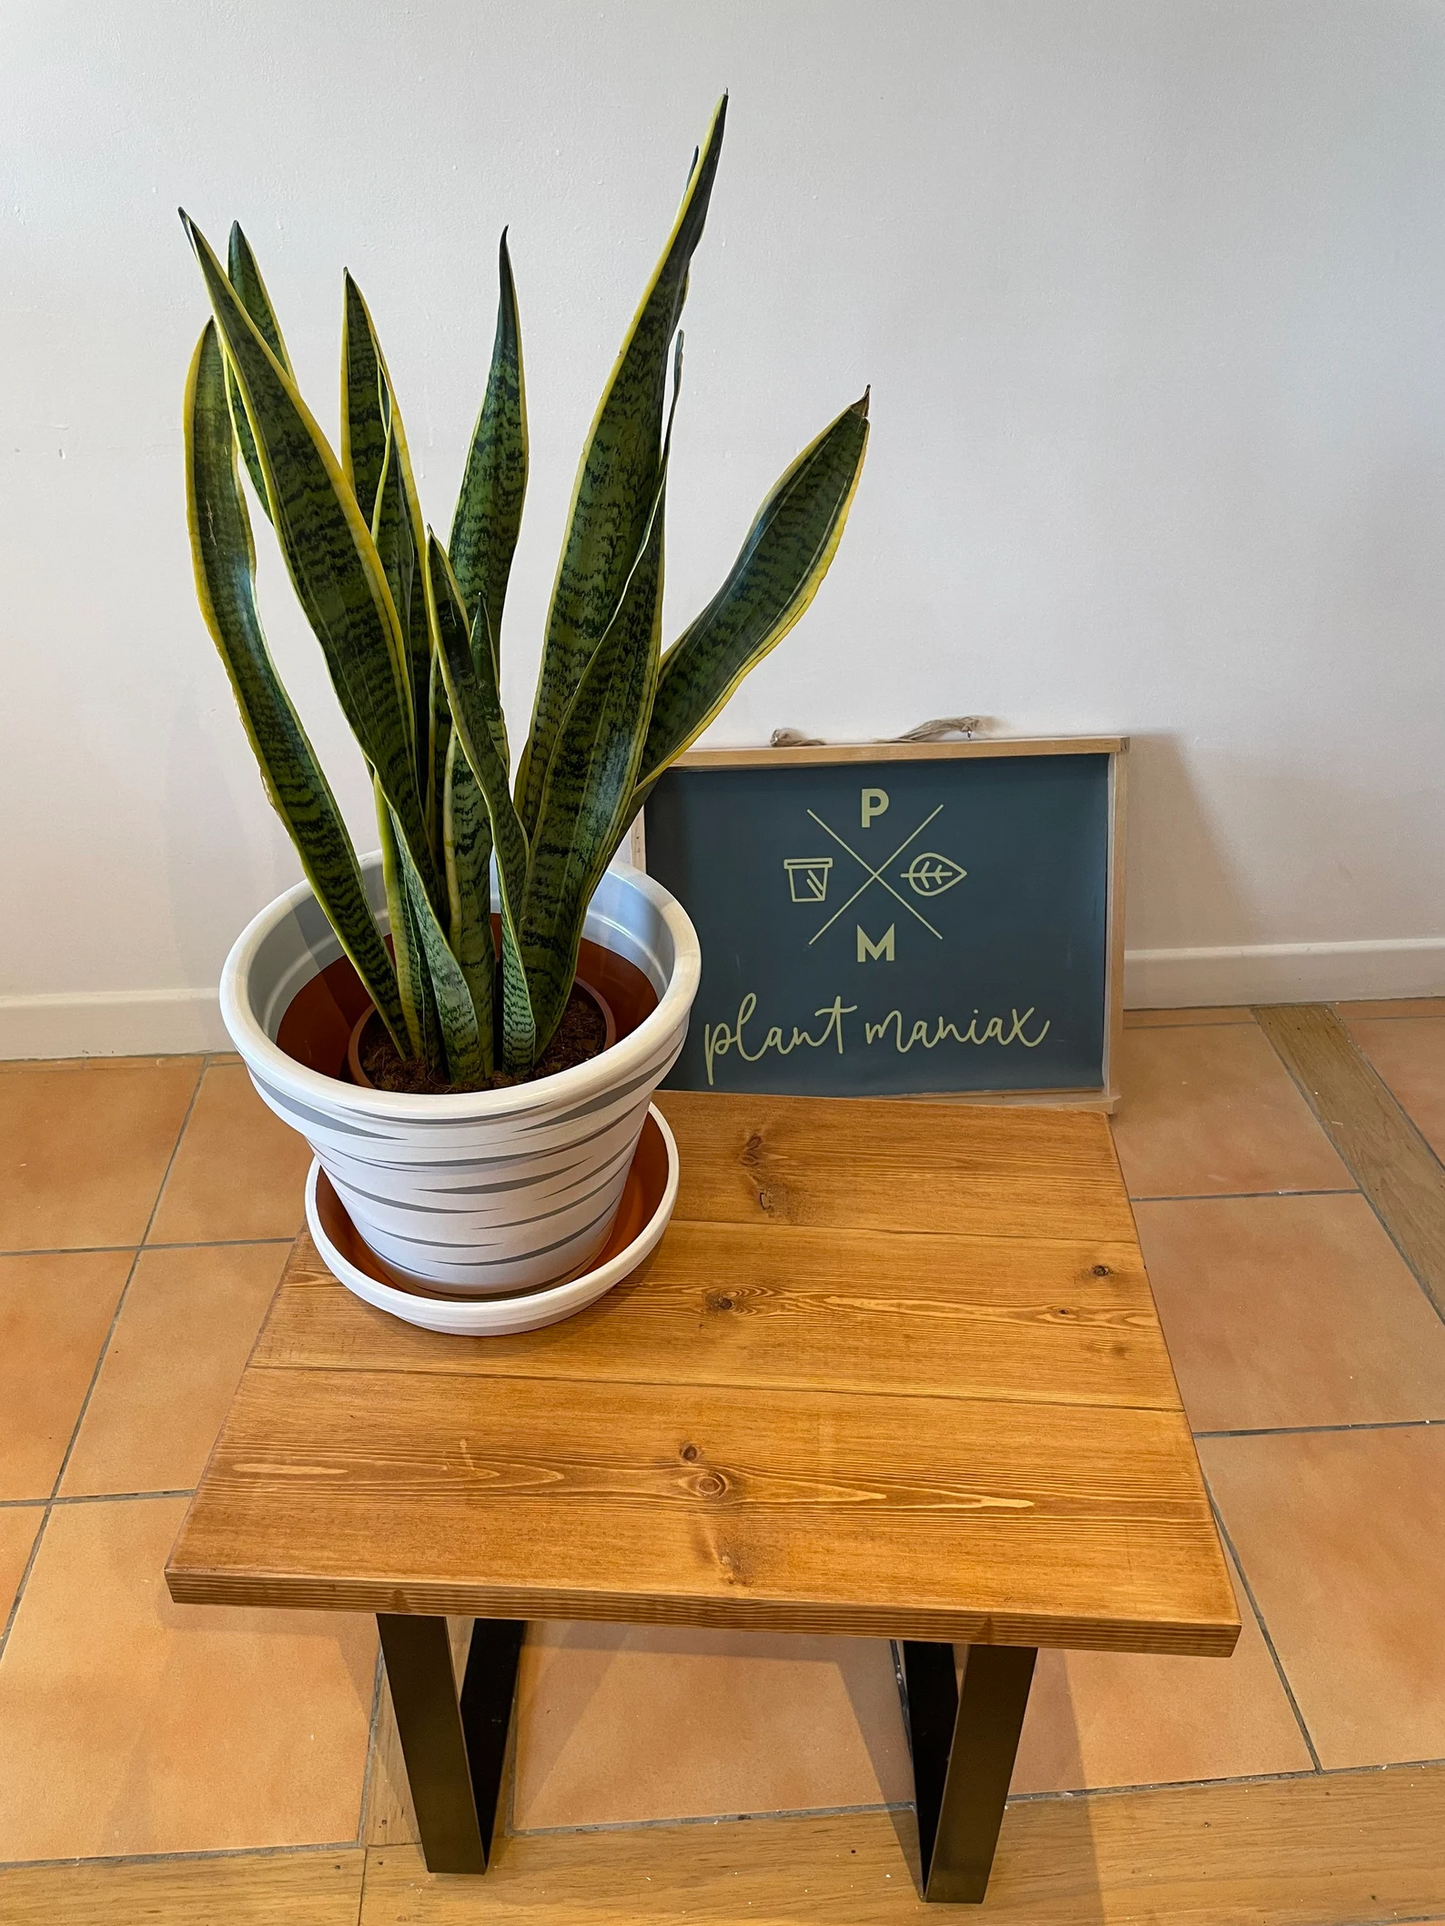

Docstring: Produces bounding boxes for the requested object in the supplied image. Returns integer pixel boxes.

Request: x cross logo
[806,805,947,944]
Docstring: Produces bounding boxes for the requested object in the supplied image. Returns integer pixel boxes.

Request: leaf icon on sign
[902,853,967,897]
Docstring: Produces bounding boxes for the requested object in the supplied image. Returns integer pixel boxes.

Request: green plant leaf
[386,785,486,1085]
[426,650,453,874]
[348,276,435,812]
[513,94,726,838]
[180,213,432,889]
[341,272,389,531]
[371,418,432,806]
[443,730,495,1075]
[424,535,537,1070]
[224,222,291,524]
[375,775,438,1066]
[184,321,408,1054]
[633,393,869,805]
[520,447,670,1051]
[449,229,527,676]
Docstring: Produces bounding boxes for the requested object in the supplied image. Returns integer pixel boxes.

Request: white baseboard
[0,987,228,1060]
[1123,937,1445,1009]
[3,937,1443,1059]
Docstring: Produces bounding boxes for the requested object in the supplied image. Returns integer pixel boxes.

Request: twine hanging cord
[768,716,982,748]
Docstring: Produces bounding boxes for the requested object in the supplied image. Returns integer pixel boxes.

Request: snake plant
[182,97,868,1083]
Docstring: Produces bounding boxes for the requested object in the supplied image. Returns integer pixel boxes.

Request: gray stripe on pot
[365,1195,619,1265]
[255,1083,394,1141]
[333,1140,639,1217]
[513,1056,678,1133]
[336,1144,634,1230]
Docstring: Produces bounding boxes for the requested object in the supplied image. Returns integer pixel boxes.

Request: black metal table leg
[895,1639,1037,1902]
[377,1614,525,1875]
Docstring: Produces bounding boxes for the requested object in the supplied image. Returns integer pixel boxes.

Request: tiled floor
[1,1001,1443,1897]
[0,1055,373,1862]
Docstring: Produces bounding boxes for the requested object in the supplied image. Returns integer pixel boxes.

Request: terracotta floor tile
[1123,1007,1255,1028]
[0,1252,132,1499]
[1111,1024,1351,1199]
[1344,1017,1445,1162]
[1011,1551,1312,1793]
[0,1058,201,1252]
[512,1623,910,1829]
[1137,1193,1445,1432]
[0,1509,42,1626]
[150,1063,311,1244]
[1202,1426,1445,1769]
[0,1497,375,1859]
[61,1244,287,1497]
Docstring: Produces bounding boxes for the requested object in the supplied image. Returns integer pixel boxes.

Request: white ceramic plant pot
[219,856,700,1295]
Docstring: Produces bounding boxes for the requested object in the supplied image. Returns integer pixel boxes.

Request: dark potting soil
[357,983,608,1095]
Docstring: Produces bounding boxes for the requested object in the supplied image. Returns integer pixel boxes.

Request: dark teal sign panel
[645,753,1111,1096]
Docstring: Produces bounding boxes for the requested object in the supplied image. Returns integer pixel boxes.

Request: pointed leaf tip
[854,387,871,418]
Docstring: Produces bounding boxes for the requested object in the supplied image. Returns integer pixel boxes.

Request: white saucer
[304,1103,679,1335]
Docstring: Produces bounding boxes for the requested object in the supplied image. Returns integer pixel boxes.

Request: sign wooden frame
[636,735,1128,1110]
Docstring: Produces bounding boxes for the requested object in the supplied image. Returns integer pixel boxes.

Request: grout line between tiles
[1195,1418,1442,1440]
[0,1838,362,1873]
[1129,1187,1358,1204]
[1203,1483,1322,1771]
[44,1068,207,1480]
[0,1502,52,1663]
[1006,1753,1445,1805]
[1,1063,209,1656]
[509,1797,917,1840]
[0,1489,194,1509]
[505,1752,1445,1835]
[0,1237,296,1259]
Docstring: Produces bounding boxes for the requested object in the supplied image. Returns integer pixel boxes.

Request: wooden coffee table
[167,1091,1238,1904]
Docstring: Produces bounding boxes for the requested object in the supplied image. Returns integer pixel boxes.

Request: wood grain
[0,1848,364,1926]
[660,1093,1138,1242]
[166,1366,1234,1650]
[1255,1003,1445,1318]
[169,1093,1234,1659]
[359,1764,1445,1924]
[254,1227,1180,1414]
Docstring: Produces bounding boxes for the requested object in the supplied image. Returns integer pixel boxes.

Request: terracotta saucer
[304,1105,678,1336]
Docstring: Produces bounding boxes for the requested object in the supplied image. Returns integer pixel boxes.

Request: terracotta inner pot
[276,920,660,1084]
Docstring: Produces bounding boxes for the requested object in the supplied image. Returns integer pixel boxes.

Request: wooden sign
[641,737,1126,1106]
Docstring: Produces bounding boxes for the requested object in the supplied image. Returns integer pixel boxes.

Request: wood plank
[1254,1002,1445,1318]
[359,1764,1445,1924]
[167,1369,1236,1651]
[0,1848,365,1926]
[253,1227,1183,1414]
[675,735,1126,768]
[659,1093,1138,1242]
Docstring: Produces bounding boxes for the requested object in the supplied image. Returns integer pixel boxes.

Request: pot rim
[219,859,700,1122]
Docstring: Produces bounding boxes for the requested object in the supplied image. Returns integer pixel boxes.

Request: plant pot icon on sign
[784,856,834,904]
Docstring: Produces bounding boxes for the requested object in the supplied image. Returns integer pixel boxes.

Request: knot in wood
[1092,1264,1112,1277]
[740,1132,764,1167]
[680,1443,700,1463]
[695,1472,726,1498]
[706,1292,735,1313]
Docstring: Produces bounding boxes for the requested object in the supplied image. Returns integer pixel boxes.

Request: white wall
[3,0,1444,1052]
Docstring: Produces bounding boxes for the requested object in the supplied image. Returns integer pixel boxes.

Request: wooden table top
[167,1092,1240,1657]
